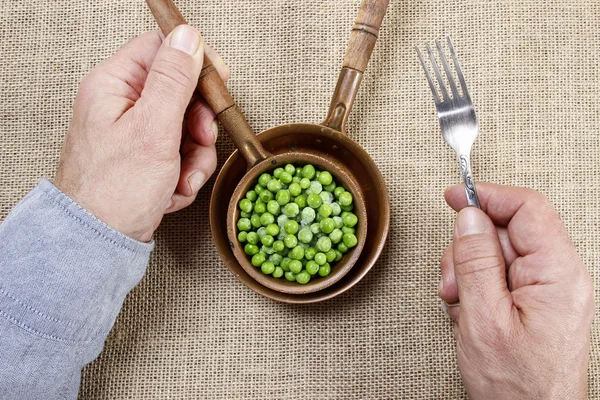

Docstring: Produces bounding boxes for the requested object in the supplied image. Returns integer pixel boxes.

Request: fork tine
[426,44,449,102]
[416,46,440,104]
[447,36,469,98]
[435,39,459,99]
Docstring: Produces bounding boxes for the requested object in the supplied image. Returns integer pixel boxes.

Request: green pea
[244,243,259,255]
[280,171,293,184]
[283,220,299,235]
[255,185,264,194]
[307,181,323,195]
[318,171,333,186]
[299,178,311,189]
[285,271,296,281]
[290,245,305,260]
[276,190,291,205]
[331,216,343,229]
[246,190,258,202]
[272,266,284,278]
[237,218,251,231]
[337,243,349,253]
[273,240,285,252]
[267,179,283,193]
[277,214,289,227]
[284,164,296,174]
[319,191,334,204]
[342,212,358,227]
[296,271,311,284]
[254,202,266,214]
[238,231,248,243]
[341,226,355,235]
[289,260,303,274]
[318,263,331,277]
[258,173,272,187]
[251,252,266,267]
[298,228,313,244]
[334,250,343,261]
[266,223,279,236]
[300,207,316,224]
[325,249,336,263]
[259,190,274,203]
[310,223,321,234]
[266,200,280,215]
[305,247,317,260]
[331,203,342,216]
[343,233,358,248]
[316,236,332,252]
[324,182,336,193]
[240,211,251,218]
[261,235,274,247]
[261,245,274,255]
[250,214,261,228]
[284,234,298,248]
[239,199,253,213]
[329,228,343,244]
[261,261,275,275]
[289,182,302,196]
[259,212,275,226]
[294,195,307,208]
[247,232,259,245]
[283,202,299,217]
[269,253,283,266]
[292,176,301,184]
[273,167,284,179]
[257,227,267,238]
[315,171,320,178]
[307,193,322,208]
[341,203,354,212]
[281,257,292,272]
[306,261,319,275]
[302,164,316,179]
[319,218,335,234]
[295,167,303,177]
[318,204,332,218]
[314,252,327,265]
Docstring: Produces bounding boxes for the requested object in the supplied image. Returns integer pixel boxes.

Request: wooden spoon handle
[323,0,389,133]
[145,0,270,168]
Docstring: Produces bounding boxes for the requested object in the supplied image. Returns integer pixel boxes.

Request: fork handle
[459,154,481,208]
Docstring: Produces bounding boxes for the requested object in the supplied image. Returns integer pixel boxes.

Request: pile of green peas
[236,163,359,284]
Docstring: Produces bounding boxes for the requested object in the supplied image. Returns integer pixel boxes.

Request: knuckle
[151,53,196,93]
[454,235,504,277]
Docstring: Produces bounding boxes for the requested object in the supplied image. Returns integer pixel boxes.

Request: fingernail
[167,199,173,210]
[170,25,202,55]
[211,120,218,143]
[438,279,444,293]
[187,171,206,194]
[456,207,487,237]
[441,302,450,317]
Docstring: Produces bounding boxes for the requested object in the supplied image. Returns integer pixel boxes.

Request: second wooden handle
[343,0,389,72]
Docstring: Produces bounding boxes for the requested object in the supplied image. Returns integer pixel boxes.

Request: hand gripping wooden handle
[145,0,270,168]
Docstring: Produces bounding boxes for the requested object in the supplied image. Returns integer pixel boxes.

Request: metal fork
[416,36,481,208]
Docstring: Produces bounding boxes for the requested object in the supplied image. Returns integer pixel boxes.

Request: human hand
[54,25,229,242]
[439,183,595,399]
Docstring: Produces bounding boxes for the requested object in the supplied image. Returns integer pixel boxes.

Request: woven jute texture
[1,0,599,398]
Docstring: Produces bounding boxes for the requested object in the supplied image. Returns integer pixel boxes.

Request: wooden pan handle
[323,0,389,133]
[145,0,270,169]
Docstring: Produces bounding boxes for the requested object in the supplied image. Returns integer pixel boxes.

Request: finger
[177,137,217,198]
[205,44,230,82]
[439,244,459,305]
[497,226,519,267]
[165,192,197,214]
[138,25,204,130]
[452,207,513,320]
[441,301,461,323]
[187,98,218,146]
[445,183,569,257]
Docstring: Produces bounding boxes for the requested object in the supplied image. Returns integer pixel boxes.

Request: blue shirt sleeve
[0,179,153,399]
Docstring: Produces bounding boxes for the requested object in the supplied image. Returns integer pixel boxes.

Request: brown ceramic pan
[146,0,390,302]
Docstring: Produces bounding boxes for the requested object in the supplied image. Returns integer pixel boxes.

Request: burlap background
[1,0,598,398]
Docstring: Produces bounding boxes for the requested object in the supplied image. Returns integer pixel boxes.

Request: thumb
[140,25,204,124]
[453,207,512,319]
